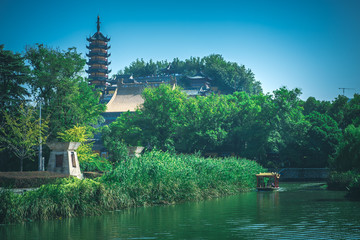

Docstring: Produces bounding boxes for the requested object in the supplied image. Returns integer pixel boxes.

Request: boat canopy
[256,172,280,178]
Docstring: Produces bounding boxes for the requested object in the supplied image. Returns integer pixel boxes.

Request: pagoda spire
[86,16,111,90]
[97,15,101,32]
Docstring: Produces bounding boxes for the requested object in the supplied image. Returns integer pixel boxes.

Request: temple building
[86,16,111,90]
[185,72,212,89]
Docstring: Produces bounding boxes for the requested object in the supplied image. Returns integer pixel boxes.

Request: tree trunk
[20,158,23,172]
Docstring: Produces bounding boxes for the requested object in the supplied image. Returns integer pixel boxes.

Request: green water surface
[1,182,360,239]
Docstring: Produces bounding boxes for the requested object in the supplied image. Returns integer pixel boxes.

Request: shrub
[79,155,112,172]
[347,179,360,200]
[327,171,358,190]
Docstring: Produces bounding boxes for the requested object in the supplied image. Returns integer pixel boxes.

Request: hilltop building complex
[86,16,214,117]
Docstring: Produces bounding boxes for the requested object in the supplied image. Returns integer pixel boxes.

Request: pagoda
[86,16,111,89]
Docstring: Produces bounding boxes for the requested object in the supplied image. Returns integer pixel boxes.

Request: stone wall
[269,168,329,181]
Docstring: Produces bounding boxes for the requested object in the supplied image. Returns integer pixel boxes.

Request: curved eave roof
[87,60,111,65]
[86,45,111,50]
[187,75,213,81]
[87,32,110,42]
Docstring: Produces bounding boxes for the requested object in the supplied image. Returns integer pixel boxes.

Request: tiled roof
[106,86,144,112]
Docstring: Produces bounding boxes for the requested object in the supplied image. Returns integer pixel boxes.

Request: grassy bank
[0,151,264,224]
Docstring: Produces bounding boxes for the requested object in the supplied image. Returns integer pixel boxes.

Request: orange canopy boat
[256,172,280,191]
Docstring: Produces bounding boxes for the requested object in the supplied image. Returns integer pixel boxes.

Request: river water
[1,183,360,239]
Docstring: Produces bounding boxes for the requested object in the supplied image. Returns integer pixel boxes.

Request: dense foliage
[0,151,264,223]
[0,45,106,171]
[25,45,106,140]
[103,85,359,168]
[121,54,262,95]
[0,45,30,113]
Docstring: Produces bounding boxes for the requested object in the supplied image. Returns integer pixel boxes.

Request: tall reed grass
[0,178,110,223]
[102,151,264,204]
[0,151,264,223]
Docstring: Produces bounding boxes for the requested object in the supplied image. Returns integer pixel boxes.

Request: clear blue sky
[1,0,359,100]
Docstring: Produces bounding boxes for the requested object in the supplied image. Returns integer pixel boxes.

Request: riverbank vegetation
[103,84,359,170]
[327,124,360,199]
[0,151,264,223]
[327,171,360,200]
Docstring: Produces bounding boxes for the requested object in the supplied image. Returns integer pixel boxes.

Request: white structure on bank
[128,146,144,158]
[47,142,82,179]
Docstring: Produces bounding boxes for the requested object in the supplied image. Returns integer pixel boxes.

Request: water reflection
[1,183,360,239]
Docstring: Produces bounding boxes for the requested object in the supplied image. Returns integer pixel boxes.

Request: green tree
[327,95,350,129]
[0,45,30,113]
[304,112,341,167]
[141,84,187,151]
[25,45,105,139]
[0,104,48,171]
[330,125,360,171]
[101,110,143,163]
[269,87,310,167]
[102,126,129,163]
[302,96,331,116]
[226,92,273,161]
[177,93,232,153]
[344,94,360,127]
[120,54,262,95]
[57,125,93,163]
[102,111,143,147]
[102,85,187,153]
[202,54,262,94]
[124,58,169,77]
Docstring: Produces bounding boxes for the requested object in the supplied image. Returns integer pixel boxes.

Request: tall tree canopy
[330,124,360,171]
[0,45,30,113]
[25,45,106,139]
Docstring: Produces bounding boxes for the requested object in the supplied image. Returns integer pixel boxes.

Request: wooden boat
[256,172,280,191]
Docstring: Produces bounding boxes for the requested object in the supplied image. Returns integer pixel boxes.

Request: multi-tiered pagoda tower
[86,16,111,89]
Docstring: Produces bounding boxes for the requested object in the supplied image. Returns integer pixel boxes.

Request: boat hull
[257,187,279,191]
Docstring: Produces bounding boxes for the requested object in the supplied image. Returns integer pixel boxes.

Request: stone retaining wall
[269,168,329,181]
